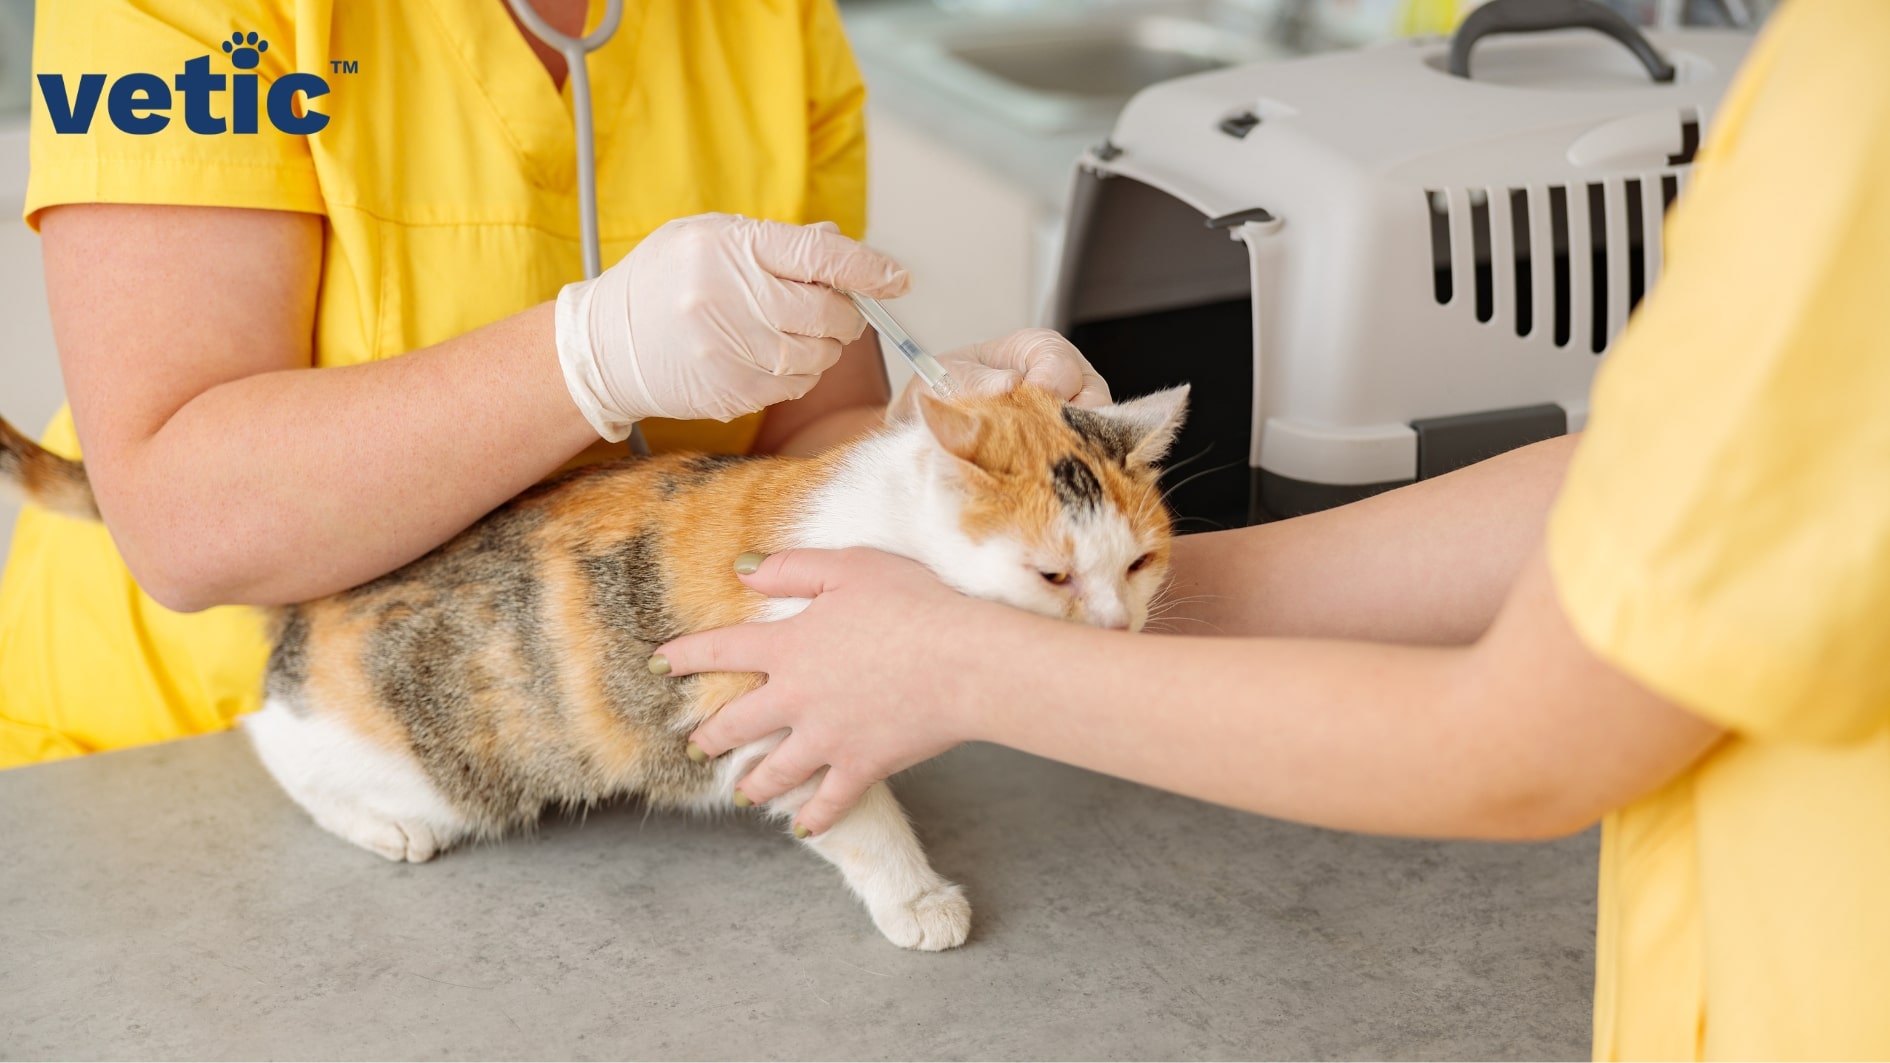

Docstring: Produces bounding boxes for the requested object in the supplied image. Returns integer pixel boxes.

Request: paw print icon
[223,31,269,70]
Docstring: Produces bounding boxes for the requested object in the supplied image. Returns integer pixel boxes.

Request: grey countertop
[1,731,1596,1060]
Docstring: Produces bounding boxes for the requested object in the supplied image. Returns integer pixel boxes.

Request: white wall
[0,120,64,561]
[861,103,1040,384]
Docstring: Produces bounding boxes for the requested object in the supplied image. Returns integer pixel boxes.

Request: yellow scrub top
[0,0,869,766]
[1548,1,1890,1057]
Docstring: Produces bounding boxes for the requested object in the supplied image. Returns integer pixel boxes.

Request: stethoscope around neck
[506,0,652,457]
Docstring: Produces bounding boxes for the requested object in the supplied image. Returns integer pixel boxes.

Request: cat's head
[911,383,1189,631]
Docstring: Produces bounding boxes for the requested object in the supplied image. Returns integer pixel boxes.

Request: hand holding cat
[887,327,1113,422]
[557,214,911,440]
[659,547,1021,836]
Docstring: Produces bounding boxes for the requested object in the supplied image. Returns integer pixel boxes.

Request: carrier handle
[1448,0,1676,83]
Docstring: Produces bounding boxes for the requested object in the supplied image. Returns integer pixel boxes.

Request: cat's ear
[918,392,985,466]
[1064,384,1190,466]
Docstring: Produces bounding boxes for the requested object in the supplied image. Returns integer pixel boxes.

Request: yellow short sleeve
[800,0,868,241]
[25,0,324,228]
[1549,0,1890,745]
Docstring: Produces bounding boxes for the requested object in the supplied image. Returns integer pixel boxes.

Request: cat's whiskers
[1155,443,1216,479]
[1159,457,1249,506]
[1143,607,1223,632]
[1139,585,1229,634]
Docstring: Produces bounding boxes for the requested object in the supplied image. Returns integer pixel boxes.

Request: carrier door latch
[1218,111,1261,139]
[1205,207,1281,235]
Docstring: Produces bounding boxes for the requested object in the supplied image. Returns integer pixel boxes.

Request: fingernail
[792,823,812,840]
[733,789,752,808]
[685,741,707,764]
[734,552,767,575]
[648,654,671,676]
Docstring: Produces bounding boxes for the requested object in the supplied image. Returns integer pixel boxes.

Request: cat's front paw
[871,882,972,951]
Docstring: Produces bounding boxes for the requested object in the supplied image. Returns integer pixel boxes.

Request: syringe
[844,291,960,399]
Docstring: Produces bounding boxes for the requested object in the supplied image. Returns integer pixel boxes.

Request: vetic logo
[38,32,332,136]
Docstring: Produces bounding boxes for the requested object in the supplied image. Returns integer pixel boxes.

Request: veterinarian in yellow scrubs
[1,2,1105,766]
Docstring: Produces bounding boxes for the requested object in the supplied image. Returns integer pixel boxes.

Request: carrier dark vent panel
[1424,173,1688,355]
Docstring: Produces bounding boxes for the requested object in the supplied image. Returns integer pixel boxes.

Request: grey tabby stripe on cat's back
[659,453,769,500]
[265,607,310,704]
[359,507,560,822]
[579,528,682,680]
[579,527,718,804]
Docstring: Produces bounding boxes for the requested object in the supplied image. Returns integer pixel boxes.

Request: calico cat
[1,383,1188,950]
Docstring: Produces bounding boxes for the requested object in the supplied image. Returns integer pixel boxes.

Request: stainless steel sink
[945,14,1264,97]
[849,2,1284,133]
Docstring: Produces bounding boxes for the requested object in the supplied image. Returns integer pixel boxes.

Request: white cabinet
[864,103,1053,391]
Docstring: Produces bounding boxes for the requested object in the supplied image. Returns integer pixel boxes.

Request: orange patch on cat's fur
[295,600,410,753]
[541,547,650,782]
[929,387,1175,560]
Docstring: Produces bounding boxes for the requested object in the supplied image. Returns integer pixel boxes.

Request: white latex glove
[887,327,1112,422]
[556,214,910,439]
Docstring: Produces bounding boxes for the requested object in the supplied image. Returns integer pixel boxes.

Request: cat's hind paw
[315,807,448,864]
[871,882,972,951]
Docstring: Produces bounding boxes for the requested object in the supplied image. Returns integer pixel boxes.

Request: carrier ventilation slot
[1625,179,1647,312]
[1550,187,1571,347]
[1587,183,1608,354]
[1470,192,1494,323]
[1426,175,1687,354]
[1427,190,1452,304]
[1510,189,1532,338]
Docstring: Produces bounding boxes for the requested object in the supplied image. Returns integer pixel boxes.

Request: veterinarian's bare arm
[980,546,1720,840]
[751,331,890,457]
[1163,434,1577,644]
[43,203,598,611]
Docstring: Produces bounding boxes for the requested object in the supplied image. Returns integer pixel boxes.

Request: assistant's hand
[651,548,1019,836]
[887,327,1111,422]
[557,214,910,439]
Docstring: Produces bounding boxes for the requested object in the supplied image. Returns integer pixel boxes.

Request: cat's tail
[0,415,101,521]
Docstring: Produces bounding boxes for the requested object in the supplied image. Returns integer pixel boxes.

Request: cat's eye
[1127,553,1155,575]
[1040,570,1071,586]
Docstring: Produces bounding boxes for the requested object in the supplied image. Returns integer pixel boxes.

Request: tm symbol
[329,60,359,74]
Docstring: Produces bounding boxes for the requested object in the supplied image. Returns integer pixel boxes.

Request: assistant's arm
[1164,433,1579,644]
[665,542,1721,840]
[973,547,1721,839]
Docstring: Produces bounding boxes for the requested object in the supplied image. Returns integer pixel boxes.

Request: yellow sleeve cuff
[24,153,325,231]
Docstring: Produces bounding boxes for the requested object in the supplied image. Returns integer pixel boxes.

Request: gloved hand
[556,214,910,439]
[886,327,1112,422]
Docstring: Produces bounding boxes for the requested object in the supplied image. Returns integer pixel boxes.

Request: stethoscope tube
[505,0,651,456]
[506,0,622,280]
